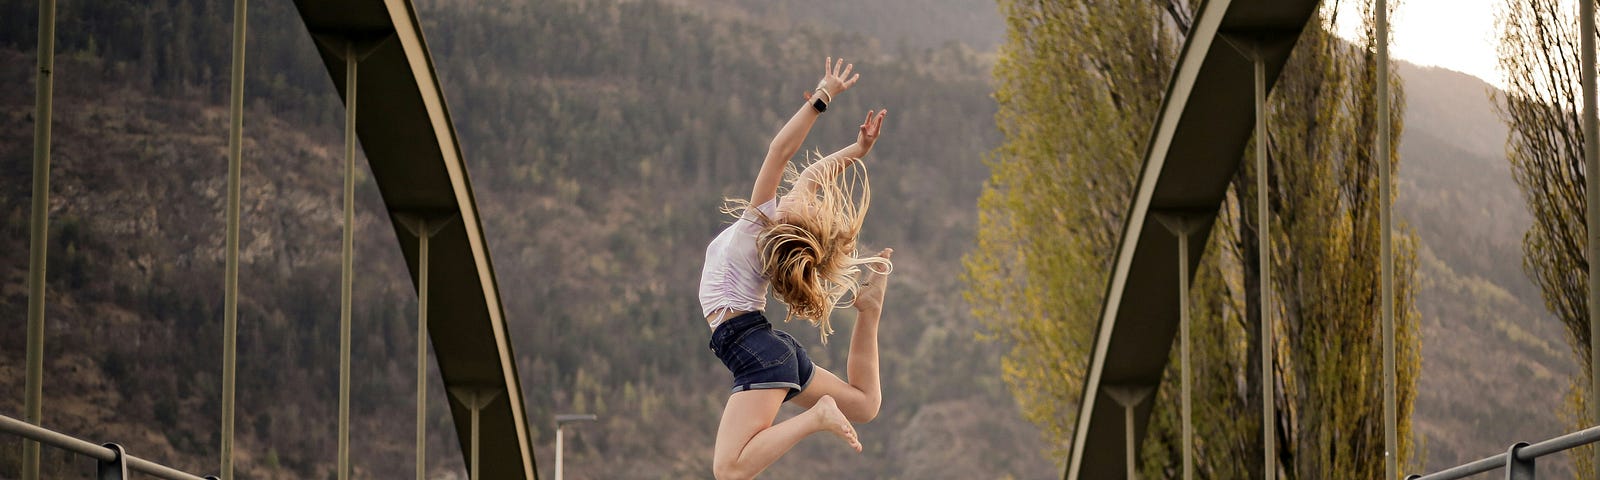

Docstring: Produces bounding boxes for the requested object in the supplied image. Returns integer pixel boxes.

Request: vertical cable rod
[451,389,497,480]
[1580,0,1599,477]
[220,0,247,478]
[416,219,431,480]
[1178,224,1194,480]
[1254,47,1275,480]
[471,396,482,480]
[23,1,57,478]
[1376,0,1398,478]
[338,42,357,480]
[1157,213,1198,480]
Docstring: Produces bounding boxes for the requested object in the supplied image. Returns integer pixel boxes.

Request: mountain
[1396,62,1579,474]
[0,0,1051,478]
[658,0,1006,52]
[0,0,1578,477]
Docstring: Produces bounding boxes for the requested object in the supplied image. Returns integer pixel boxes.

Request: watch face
[813,98,827,112]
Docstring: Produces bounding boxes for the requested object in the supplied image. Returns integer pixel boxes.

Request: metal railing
[1,413,214,480]
[1406,425,1600,480]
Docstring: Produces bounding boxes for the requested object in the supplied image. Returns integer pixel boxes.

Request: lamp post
[555,414,597,480]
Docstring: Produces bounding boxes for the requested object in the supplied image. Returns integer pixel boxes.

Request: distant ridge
[1396,60,1578,475]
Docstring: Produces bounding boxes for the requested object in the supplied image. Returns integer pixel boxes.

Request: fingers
[834,57,845,77]
[844,73,859,88]
[860,110,886,138]
[840,61,854,80]
[825,56,832,76]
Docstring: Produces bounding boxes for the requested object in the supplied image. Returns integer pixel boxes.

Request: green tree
[963,0,1187,454]
[1496,0,1599,475]
[966,2,1420,477]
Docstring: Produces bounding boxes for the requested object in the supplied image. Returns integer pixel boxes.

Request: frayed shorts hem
[729,366,816,401]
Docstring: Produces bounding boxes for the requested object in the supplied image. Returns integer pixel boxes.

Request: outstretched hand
[807,57,860,101]
[857,109,887,152]
[854,248,893,314]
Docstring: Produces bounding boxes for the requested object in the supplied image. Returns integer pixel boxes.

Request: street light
[555,413,597,480]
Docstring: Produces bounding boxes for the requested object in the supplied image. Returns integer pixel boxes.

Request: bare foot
[854,248,893,315]
[810,395,862,452]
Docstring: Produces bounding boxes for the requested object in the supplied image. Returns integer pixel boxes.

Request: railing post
[97,443,127,480]
[1506,442,1534,480]
[23,0,58,478]
[220,0,247,478]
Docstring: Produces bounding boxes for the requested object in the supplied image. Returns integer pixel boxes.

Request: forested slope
[0,0,1049,478]
[1396,63,1578,474]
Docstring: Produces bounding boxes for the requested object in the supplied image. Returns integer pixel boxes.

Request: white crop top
[699,198,778,324]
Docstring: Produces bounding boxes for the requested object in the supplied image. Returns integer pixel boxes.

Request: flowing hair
[723,154,892,343]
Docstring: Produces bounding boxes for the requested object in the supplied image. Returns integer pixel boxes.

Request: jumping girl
[700,57,893,480]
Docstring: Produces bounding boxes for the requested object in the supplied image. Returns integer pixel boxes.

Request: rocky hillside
[0,0,1050,478]
[0,0,1582,477]
[1396,62,1579,473]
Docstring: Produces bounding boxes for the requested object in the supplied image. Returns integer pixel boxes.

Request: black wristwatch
[811,97,828,113]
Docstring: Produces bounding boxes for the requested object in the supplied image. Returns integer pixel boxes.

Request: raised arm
[751,57,860,206]
[793,109,887,196]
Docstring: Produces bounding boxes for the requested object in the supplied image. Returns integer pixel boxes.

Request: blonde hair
[724,155,892,343]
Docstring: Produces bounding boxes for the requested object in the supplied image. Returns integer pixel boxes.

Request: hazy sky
[1334,0,1506,88]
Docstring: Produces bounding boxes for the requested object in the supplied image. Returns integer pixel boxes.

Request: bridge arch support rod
[1156,211,1206,480]
[450,387,503,480]
[1106,385,1154,479]
[312,33,387,480]
[24,0,57,478]
[1222,32,1292,480]
[1580,0,1599,476]
[397,213,458,480]
[1374,0,1400,478]
[220,0,247,478]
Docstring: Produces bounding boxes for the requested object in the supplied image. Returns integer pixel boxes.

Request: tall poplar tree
[964,0,1187,452]
[1496,0,1599,475]
[965,3,1420,477]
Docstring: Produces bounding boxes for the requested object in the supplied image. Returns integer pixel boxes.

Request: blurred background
[0,0,1588,478]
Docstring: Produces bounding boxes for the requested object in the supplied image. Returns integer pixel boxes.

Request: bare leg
[792,249,892,422]
[713,390,860,480]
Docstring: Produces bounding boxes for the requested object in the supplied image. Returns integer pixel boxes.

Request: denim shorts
[709,311,815,402]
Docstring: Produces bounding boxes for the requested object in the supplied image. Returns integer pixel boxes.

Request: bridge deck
[290,1,537,478]
[1066,0,1322,478]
